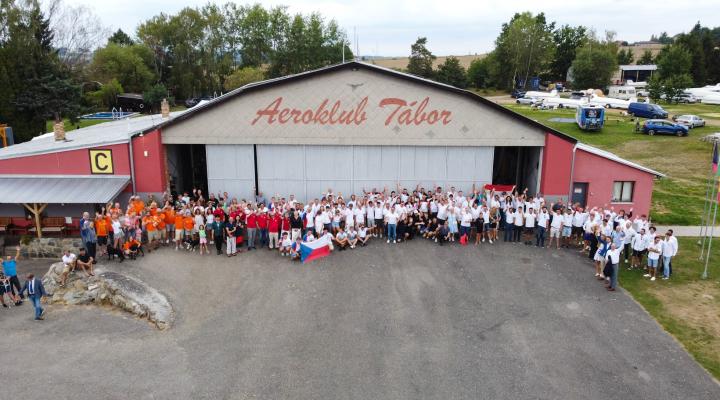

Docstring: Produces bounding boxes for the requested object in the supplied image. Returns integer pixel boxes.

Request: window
[612,181,634,202]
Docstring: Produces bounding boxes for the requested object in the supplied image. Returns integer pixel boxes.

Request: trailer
[576,105,605,131]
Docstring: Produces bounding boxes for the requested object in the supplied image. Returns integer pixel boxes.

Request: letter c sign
[89,149,114,174]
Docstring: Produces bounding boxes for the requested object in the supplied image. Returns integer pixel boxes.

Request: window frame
[612,181,634,203]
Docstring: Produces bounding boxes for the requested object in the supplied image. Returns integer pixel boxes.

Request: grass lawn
[504,103,719,225]
[44,118,107,134]
[619,237,720,380]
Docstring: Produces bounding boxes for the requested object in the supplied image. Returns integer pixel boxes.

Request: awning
[0,175,130,204]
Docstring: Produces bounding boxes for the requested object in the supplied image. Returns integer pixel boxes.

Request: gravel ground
[2,239,719,400]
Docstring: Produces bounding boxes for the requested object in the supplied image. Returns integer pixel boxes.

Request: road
[3,240,719,399]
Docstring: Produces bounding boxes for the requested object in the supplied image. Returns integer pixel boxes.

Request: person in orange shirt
[183,212,195,238]
[123,238,143,260]
[95,211,111,257]
[132,196,145,215]
[156,211,167,244]
[165,206,176,245]
[143,213,159,251]
[174,212,184,250]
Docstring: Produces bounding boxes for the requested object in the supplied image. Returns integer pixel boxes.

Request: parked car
[628,102,669,119]
[673,114,706,128]
[516,97,540,105]
[660,93,698,103]
[511,89,526,99]
[641,119,689,136]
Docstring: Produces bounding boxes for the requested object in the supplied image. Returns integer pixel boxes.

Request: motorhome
[607,85,637,100]
[576,105,605,131]
[685,84,720,100]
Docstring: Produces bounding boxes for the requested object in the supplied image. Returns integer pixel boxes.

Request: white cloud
[63,0,720,55]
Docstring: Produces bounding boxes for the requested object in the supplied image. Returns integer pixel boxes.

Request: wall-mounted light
[144,151,149,157]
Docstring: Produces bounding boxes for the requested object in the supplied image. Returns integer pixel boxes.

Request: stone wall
[19,238,85,259]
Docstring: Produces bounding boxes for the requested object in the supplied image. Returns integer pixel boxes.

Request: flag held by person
[300,235,331,263]
[712,141,718,174]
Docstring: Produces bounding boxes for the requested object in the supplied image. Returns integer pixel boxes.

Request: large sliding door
[206,144,255,201]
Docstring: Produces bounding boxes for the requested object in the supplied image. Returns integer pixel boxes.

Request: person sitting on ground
[279,233,292,256]
[334,228,349,251]
[123,238,142,259]
[357,224,369,246]
[75,248,95,277]
[347,226,358,249]
[59,249,77,287]
[437,221,450,245]
[290,237,302,260]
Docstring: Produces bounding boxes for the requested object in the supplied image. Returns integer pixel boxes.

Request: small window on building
[612,181,634,202]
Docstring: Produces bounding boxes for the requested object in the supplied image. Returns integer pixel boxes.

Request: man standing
[536,207,549,248]
[605,244,621,292]
[2,246,23,305]
[21,273,47,320]
[246,210,257,250]
[225,216,237,257]
[662,230,678,279]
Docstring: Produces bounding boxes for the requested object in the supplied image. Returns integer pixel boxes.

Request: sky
[65,0,720,56]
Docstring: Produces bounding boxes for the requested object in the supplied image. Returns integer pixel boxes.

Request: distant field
[369,54,485,71]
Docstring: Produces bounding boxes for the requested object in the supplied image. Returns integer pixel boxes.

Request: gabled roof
[0,175,130,203]
[576,143,664,177]
[143,61,578,144]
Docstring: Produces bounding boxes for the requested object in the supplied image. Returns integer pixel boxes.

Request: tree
[617,48,634,65]
[658,32,673,44]
[569,35,618,89]
[662,74,694,102]
[108,29,134,46]
[637,49,654,65]
[435,56,467,88]
[143,83,168,112]
[90,43,157,93]
[407,37,435,79]
[655,44,692,78]
[46,0,109,73]
[467,57,491,88]
[492,12,555,89]
[223,66,265,90]
[646,77,664,101]
[549,25,588,81]
[85,78,123,109]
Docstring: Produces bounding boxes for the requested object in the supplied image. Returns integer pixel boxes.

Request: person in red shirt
[246,210,257,250]
[268,210,281,249]
[280,212,291,241]
[256,210,269,248]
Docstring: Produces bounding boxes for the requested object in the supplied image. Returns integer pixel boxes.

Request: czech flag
[300,235,331,263]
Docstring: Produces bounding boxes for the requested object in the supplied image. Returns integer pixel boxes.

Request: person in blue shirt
[2,246,24,305]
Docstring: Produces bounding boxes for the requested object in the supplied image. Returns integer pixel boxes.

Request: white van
[607,85,637,100]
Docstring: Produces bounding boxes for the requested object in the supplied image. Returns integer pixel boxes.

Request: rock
[41,262,174,330]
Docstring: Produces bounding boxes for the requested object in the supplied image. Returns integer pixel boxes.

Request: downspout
[567,143,578,205]
[128,134,137,194]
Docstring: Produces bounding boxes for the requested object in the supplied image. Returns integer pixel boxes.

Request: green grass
[505,104,719,225]
[45,118,107,134]
[619,237,720,380]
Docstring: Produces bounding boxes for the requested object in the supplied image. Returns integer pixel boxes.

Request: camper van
[607,85,637,100]
[576,105,605,131]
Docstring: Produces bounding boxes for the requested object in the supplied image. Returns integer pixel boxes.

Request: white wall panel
[206,144,255,200]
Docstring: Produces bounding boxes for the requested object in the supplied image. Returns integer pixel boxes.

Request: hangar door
[256,145,493,201]
[206,145,255,200]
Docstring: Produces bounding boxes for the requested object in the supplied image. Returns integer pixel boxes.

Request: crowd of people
[1,184,680,320]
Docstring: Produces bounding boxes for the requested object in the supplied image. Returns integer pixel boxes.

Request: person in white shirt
[561,209,573,247]
[662,230,679,279]
[644,236,663,281]
[605,243,622,291]
[622,222,636,265]
[460,208,473,239]
[385,206,400,244]
[503,206,515,242]
[548,210,563,249]
[373,202,384,237]
[279,233,292,256]
[572,208,587,245]
[59,250,77,287]
[344,204,355,229]
[357,224,370,246]
[524,208,536,242]
[535,207,549,247]
[631,228,648,269]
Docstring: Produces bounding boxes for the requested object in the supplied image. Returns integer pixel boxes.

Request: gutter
[128,133,137,194]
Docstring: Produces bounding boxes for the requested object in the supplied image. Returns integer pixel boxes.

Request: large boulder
[42,262,174,330]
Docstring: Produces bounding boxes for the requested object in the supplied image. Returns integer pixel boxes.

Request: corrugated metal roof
[620,64,657,71]
[0,111,188,160]
[0,175,130,204]
[576,143,665,177]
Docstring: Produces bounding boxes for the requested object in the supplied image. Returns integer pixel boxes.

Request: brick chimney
[53,120,66,141]
[161,98,170,118]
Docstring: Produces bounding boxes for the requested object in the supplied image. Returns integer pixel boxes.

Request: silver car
[674,114,706,128]
[516,97,540,106]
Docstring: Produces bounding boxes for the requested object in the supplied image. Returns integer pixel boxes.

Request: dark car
[628,102,668,119]
[184,96,214,108]
[641,119,689,136]
[511,89,526,99]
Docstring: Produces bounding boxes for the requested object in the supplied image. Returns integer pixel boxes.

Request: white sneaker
[662,277,669,280]
[489,240,493,244]
[434,238,438,243]
[650,277,656,281]
[624,260,628,264]
[393,240,397,244]
[482,238,485,242]
[387,239,390,243]
[643,274,651,277]
[594,273,599,277]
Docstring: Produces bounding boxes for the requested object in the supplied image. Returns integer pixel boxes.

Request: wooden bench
[28,217,67,237]
[8,217,31,235]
